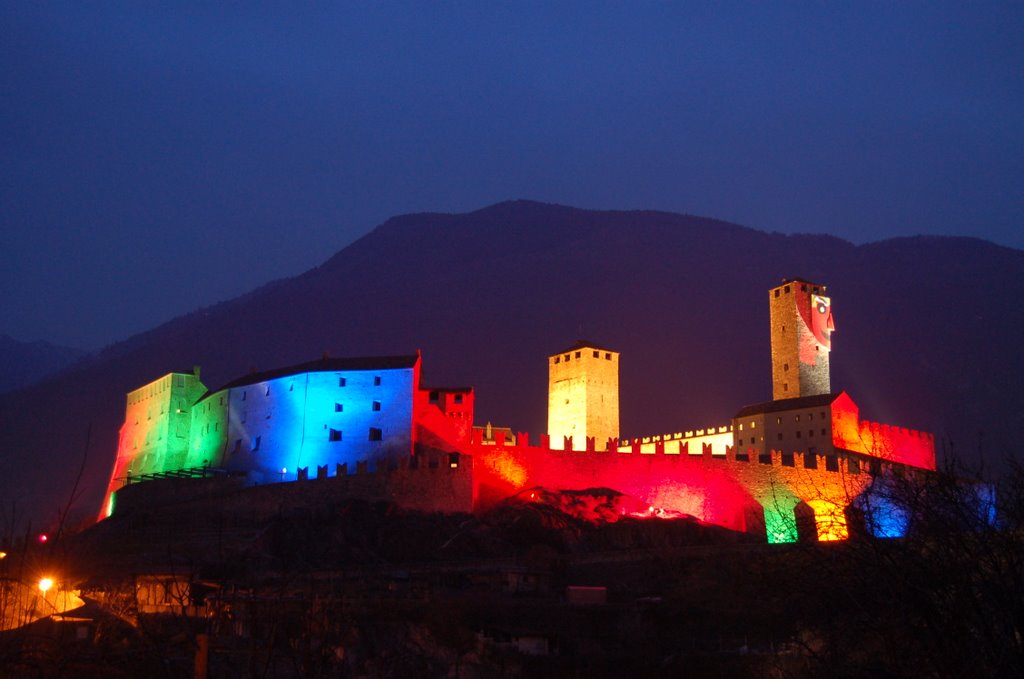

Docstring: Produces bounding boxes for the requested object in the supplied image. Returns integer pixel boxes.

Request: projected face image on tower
[809,294,834,350]
[797,293,834,365]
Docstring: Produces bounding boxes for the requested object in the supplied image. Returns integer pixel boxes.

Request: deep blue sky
[2,2,1022,350]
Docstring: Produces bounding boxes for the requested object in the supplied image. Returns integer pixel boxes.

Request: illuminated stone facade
[547,341,619,450]
[770,278,834,399]
[101,353,473,518]
[102,279,937,543]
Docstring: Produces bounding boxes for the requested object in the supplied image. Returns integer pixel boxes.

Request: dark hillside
[1,201,1022,529]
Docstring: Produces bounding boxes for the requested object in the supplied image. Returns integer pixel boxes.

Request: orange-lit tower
[770,278,835,400]
[547,341,619,449]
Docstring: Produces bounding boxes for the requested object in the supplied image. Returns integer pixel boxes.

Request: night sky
[3,3,1022,350]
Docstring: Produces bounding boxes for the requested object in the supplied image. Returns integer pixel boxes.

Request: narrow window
[329,429,342,442]
[800,284,807,292]
[796,431,801,439]
[251,436,261,452]
[795,414,800,422]
[242,391,246,401]
[804,452,818,469]
[783,363,789,372]
[554,357,560,364]
[774,289,780,298]
[783,383,788,392]
[372,400,381,411]
[782,453,794,467]
[821,428,827,436]
[825,456,839,472]
[784,285,790,293]
[593,350,599,358]
[339,377,347,387]
[751,421,756,429]
[334,403,343,412]
[777,433,783,441]
[373,376,381,386]
[454,394,463,404]
[776,417,782,425]
[809,430,814,438]
[265,386,270,397]
[368,427,382,441]
[575,351,581,359]
[233,439,241,453]
[605,353,611,360]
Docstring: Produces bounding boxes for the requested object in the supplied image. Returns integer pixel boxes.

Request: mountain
[0,335,87,394]
[1,200,1022,532]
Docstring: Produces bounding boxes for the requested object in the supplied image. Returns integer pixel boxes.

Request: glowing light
[38,578,53,593]
[0,551,7,559]
[806,499,849,541]
[38,534,47,543]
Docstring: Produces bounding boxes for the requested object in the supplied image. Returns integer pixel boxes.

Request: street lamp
[38,577,53,593]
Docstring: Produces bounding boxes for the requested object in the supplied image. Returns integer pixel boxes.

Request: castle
[101,278,936,543]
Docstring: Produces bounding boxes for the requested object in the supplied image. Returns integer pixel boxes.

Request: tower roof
[551,339,618,355]
[198,353,420,401]
[733,392,842,418]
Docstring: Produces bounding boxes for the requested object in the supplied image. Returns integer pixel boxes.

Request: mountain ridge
[1,201,1021,531]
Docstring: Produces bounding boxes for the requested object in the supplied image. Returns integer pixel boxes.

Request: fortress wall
[471,432,889,540]
[111,452,473,520]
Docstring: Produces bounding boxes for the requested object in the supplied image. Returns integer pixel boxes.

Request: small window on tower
[795,415,800,422]
[783,383,788,392]
[796,431,801,439]
[821,428,827,436]
[564,354,570,361]
[784,285,790,293]
[777,433,783,441]
[593,350,599,358]
[454,394,463,404]
[335,403,343,412]
[554,357,560,364]
[329,429,342,442]
[339,377,347,387]
[575,351,581,359]
[774,289,780,298]
[368,427,382,441]
[372,400,381,411]
[605,353,611,360]
[801,284,807,292]
[784,363,789,371]
[251,436,260,452]
[776,417,782,424]
[374,376,381,386]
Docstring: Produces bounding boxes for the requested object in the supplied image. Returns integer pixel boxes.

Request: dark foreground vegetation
[2,465,1022,678]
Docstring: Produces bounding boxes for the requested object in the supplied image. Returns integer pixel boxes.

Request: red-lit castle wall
[830,392,936,470]
[466,410,934,542]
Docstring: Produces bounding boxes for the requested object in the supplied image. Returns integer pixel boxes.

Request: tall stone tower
[547,341,620,449]
[769,278,835,400]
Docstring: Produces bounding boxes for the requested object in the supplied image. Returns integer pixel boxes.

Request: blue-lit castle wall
[215,365,415,483]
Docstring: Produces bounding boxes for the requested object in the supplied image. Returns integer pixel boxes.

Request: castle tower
[547,341,619,449]
[770,278,835,400]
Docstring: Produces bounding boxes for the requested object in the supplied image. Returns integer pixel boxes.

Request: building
[100,352,472,518]
[101,278,937,543]
[547,341,620,449]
